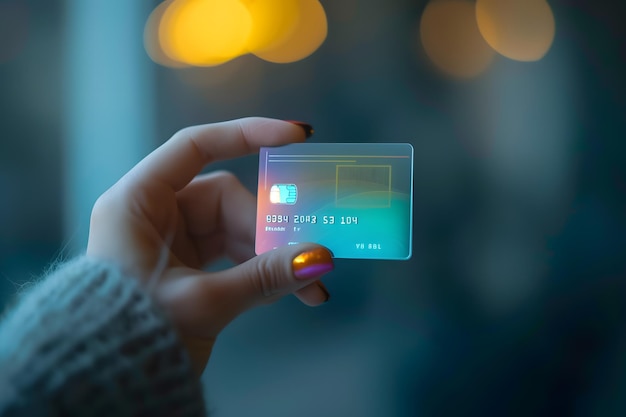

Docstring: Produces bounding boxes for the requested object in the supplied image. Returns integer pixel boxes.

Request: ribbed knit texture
[0,257,206,417]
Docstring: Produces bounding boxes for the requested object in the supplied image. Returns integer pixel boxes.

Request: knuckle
[213,170,238,185]
[89,183,135,224]
[173,125,195,140]
[90,188,115,222]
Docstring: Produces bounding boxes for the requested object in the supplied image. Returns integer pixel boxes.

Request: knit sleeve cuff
[0,256,206,417]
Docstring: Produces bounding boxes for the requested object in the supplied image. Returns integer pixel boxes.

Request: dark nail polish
[286,120,314,138]
[317,282,331,303]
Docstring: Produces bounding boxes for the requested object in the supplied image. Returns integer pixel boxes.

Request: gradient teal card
[256,143,414,260]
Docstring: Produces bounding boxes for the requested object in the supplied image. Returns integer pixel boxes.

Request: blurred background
[1,0,625,415]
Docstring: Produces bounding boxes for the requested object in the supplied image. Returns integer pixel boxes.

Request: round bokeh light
[476,0,556,62]
[420,0,495,78]
[159,0,252,66]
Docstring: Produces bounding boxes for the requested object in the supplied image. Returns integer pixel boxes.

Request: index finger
[126,117,309,191]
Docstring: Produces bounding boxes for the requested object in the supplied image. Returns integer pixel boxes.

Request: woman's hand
[86,117,333,374]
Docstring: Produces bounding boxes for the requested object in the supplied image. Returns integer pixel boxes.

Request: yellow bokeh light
[147,0,329,67]
[242,0,300,54]
[476,0,556,62]
[144,1,187,68]
[252,0,327,63]
[420,0,495,78]
[159,0,252,66]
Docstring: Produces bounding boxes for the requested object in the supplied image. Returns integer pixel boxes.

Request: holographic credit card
[255,143,414,260]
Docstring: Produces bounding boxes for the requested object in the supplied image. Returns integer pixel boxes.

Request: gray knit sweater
[0,257,206,416]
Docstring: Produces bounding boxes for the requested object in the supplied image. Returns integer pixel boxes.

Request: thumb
[213,243,334,314]
[153,244,333,374]
[156,244,333,338]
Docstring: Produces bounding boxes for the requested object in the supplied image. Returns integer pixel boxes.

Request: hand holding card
[256,143,414,260]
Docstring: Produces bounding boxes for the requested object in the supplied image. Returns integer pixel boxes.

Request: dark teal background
[2,1,626,416]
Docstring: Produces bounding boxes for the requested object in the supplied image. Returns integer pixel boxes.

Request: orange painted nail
[292,247,333,280]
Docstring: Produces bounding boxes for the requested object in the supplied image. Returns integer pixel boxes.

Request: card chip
[270,184,298,205]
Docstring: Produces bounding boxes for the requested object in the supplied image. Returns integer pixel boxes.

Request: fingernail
[292,247,333,280]
[317,281,331,303]
[286,120,314,138]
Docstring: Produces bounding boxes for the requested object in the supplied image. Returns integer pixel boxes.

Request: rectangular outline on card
[335,164,392,208]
